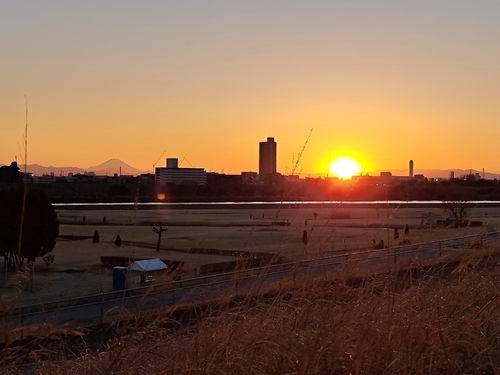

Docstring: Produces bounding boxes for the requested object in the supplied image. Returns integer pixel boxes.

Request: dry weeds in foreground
[8,247,500,375]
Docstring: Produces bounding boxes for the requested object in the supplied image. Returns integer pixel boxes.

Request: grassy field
[1,204,500,306]
[3,205,500,373]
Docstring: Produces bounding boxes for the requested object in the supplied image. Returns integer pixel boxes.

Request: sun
[329,156,362,179]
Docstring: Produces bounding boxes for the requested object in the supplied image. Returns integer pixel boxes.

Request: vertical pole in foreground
[100,293,104,323]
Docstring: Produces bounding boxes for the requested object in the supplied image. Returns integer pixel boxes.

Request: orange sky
[2,2,500,176]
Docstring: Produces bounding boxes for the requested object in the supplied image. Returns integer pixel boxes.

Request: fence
[3,231,499,330]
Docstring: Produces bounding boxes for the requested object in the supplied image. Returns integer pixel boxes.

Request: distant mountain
[3,160,500,180]
[1,159,148,177]
[23,164,86,176]
[86,159,147,176]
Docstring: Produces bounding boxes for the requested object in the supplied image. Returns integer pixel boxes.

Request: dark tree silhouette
[92,230,100,243]
[108,184,132,197]
[0,187,59,265]
[115,234,122,247]
[152,223,168,252]
[393,228,399,240]
[443,201,469,226]
[0,162,21,184]
[302,230,308,245]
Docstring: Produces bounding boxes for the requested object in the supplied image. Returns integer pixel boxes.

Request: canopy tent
[130,258,167,272]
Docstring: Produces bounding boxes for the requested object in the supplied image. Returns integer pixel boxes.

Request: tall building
[259,137,276,181]
[409,160,414,177]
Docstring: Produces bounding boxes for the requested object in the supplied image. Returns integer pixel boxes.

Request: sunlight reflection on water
[53,200,500,208]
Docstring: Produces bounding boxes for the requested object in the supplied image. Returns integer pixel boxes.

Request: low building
[155,158,207,185]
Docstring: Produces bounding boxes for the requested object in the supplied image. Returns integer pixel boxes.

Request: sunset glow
[2,3,500,175]
[329,157,362,179]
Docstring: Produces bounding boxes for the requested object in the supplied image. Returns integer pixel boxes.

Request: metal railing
[3,231,499,329]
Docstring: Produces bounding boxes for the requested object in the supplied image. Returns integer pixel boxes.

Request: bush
[115,235,122,247]
[42,254,55,270]
[0,187,59,263]
[92,230,99,243]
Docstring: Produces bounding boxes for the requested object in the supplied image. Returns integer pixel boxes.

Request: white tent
[130,258,167,272]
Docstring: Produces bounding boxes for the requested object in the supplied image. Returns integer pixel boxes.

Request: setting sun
[329,156,362,179]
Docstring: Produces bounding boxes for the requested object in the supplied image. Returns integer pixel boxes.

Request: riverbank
[2,205,499,307]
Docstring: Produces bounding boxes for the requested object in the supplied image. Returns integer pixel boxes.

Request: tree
[43,254,55,270]
[115,234,122,247]
[443,201,469,226]
[108,184,132,197]
[92,230,100,243]
[152,223,168,252]
[0,162,21,184]
[0,187,59,265]
[302,230,308,245]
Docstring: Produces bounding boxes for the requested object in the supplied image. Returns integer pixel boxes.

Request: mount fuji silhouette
[12,159,148,177]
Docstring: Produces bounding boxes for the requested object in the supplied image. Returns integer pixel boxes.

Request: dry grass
[3,205,500,373]
[5,243,500,375]
[6,205,491,306]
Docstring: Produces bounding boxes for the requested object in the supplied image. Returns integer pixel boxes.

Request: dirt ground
[2,204,500,307]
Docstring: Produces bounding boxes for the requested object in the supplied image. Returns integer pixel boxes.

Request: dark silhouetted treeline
[3,164,500,202]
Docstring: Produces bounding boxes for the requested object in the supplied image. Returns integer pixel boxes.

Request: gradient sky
[1,1,500,176]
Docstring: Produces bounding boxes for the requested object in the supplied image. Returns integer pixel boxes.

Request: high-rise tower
[259,137,277,181]
[409,160,414,178]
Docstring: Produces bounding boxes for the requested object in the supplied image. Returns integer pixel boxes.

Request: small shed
[129,258,168,285]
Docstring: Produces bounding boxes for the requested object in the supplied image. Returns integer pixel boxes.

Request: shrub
[42,254,55,270]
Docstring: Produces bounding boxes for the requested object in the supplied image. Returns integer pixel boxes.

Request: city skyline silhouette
[2,2,500,175]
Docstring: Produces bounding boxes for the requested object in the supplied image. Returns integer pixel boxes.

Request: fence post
[100,292,104,323]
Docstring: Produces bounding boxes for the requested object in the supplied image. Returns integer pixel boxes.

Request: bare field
[2,205,500,307]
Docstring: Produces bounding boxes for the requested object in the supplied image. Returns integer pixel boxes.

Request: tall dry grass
[5,244,499,375]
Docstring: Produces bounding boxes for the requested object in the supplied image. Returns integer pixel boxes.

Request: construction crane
[179,157,195,168]
[152,150,166,172]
